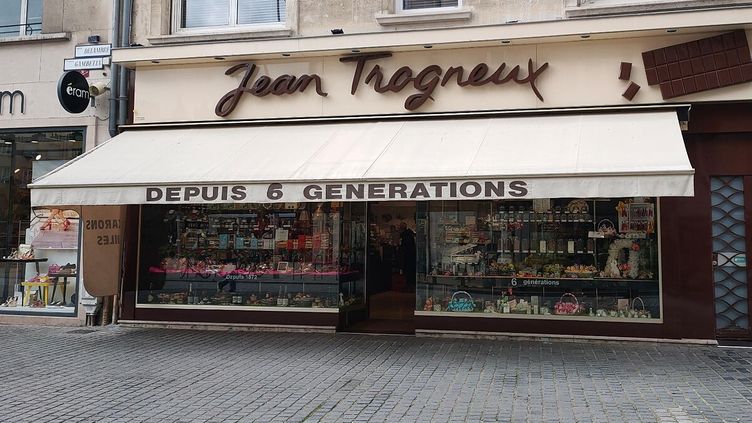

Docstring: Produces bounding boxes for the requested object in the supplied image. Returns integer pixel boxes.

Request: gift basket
[554,292,584,315]
[629,297,651,318]
[446,291,475,312]
[597,219,617,237]
[564,265,597,279]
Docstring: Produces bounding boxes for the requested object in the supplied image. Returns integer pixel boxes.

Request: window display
[137,202,366,310]
[0,130,83,315]
[0,209,80,312]
[416,198,661,321]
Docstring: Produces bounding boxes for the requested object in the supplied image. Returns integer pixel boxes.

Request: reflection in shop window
[416,198,662,321]
[137,203,366,310]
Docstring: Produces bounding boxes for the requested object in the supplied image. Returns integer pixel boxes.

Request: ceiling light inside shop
[30,140,38,144]
[3,141,10,145]
[35,154,42,161]
[13,169,19,174]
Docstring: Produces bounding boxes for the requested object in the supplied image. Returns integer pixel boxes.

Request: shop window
[0,130,84,315]
[0,0,42,37]
[399,0,460,12]
[137,203,366,311]
[416,198,662,322]
[173,0,286,32]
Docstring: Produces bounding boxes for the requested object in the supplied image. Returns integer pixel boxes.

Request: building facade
[0,0,118,325]
[25,0,752,342]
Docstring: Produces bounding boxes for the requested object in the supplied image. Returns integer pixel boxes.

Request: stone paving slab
[0,325,750,422]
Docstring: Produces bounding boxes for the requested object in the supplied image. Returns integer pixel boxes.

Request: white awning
[30,111,694,206]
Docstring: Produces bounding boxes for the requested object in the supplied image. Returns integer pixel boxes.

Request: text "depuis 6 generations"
[145,181,529,203]
[215,52,549,117]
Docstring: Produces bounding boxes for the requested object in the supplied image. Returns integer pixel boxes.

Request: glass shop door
[344,201,416,334]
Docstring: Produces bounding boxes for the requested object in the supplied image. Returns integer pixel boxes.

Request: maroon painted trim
[120,205,140,320]
[688,103,752,134]
[745,176,752,338]
[415,316,671,338]
[133,307,339,326]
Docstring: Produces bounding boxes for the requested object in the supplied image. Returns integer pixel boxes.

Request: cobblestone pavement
[1,326,752,423]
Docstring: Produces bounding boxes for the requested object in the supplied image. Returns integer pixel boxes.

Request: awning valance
[30,111,694,206]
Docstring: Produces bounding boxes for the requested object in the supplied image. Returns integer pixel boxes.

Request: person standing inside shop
[399,222,416,290]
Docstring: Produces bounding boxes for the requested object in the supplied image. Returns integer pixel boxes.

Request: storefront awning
[30,111,694,206]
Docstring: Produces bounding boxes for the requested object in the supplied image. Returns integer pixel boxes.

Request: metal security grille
[711,176,749,335]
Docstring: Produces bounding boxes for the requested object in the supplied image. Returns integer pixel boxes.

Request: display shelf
[426,275,658,283]
[414,310,662,323]
[0,258,48,263]
[135,303,340,312]
[487,219,595,224]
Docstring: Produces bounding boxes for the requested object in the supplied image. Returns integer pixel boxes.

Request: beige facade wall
[131,0,568,45]
[132,30,752,124]
[0,0,116,326]
[1,0,115,149]
[128,0,751,47]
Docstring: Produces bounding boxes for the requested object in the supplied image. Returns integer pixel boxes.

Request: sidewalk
[1,325,750,422]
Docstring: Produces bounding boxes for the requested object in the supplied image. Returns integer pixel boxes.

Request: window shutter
[181,0,231,28]
[237,0,286,25]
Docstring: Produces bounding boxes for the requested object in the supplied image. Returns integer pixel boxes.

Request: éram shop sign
[57,71,90,114]
[215,52,549,117]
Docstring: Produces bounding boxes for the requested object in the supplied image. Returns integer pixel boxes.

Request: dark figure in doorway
[399,222,416,289]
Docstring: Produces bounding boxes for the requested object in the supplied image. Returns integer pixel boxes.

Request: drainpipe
[117,0,133,128]
[108,0,121,137]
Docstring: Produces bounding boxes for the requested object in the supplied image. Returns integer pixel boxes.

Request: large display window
[416,198,661,322]
[0,130,84,316]
[137,202,366,311]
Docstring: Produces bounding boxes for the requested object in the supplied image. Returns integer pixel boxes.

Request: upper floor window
[399,0,460,12]
[0,0,42,38]
[175,0,286,31]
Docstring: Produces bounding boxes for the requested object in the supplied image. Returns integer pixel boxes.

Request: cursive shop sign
[215,52,549,117]
[144,180,530,204]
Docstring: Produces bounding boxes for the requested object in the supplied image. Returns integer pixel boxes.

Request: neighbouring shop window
[0,0,41,37]
[0,130,84,315]
[399,0,459,11]
[137,202,366,310]
[175,0,286,31]
[416,198,661,321]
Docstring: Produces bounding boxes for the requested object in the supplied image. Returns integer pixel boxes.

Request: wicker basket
[447,291,475,312]
[554,292,582,315]
[630,297,651,318]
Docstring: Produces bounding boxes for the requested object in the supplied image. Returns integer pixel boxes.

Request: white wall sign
[75,44,112,58]
[131,31,752,124]
[64,57,105,71]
